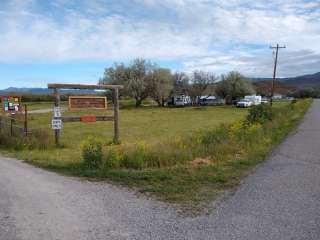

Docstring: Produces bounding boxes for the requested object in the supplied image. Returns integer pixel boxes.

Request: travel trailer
[168,95,192,107]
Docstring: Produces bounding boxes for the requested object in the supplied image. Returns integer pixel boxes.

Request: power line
[270,44,286,106]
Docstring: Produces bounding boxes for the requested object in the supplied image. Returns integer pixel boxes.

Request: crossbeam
[62,115,114,123]
[48,83,123,90]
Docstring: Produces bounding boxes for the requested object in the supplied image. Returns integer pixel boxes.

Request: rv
[168,95,192,107]
[199,96,225,106]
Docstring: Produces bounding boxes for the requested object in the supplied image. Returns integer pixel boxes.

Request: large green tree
[100,59,154,107]
[149,68,173,107]
[215,71,254,104]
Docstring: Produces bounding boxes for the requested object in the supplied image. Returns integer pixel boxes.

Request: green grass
[1,99,311,211]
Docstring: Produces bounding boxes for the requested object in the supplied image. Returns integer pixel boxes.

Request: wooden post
[113,88,120,144]
[24,104,28,136]
[54,88,61,146]
[10,113,15,137]
[0,115,2,134]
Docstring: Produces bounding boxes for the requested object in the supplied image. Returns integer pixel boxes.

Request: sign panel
[80,115,97,123]
[53,107,61,118]
[52,119,63,130]
[2,96,21,112]
[69,96,107,110]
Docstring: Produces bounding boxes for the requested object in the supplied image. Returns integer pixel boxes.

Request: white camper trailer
[168,95,192,107]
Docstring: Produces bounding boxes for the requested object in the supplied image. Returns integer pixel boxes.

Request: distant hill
[253,81,296,96]
[251,72,320,89]
[281,72,320,88]
[0,87,100,95]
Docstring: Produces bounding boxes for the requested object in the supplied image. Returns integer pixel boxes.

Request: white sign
[52,119,63,130]
[53,107,61,118]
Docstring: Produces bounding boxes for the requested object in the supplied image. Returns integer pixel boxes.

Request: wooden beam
[113,88,120,143]
[61,115,114,123]
[48,83,124,90]
[54,88,61,146]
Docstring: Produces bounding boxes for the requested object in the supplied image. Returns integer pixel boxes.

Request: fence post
[24,104,28,136]
[0,115,2,134]
[113,88,120,144]
[10,113,15,137]
[54,88,61,146]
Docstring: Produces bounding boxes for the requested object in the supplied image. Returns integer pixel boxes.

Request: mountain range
[251,72,320,88]
[0,72,319,94]
[0,87,99,95]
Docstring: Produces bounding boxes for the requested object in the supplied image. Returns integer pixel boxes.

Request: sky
[0,0,320,89]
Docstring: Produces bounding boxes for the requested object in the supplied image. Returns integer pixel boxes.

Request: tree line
[99,58,255,107]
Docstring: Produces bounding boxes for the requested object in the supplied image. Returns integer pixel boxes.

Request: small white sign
[53,107,61,118]
[52,119,63,130]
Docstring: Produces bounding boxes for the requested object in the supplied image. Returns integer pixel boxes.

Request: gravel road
[1,100,320,240]
[28,108,66,114]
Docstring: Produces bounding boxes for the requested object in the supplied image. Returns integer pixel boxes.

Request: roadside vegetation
[0,58,312,210]
[0,99,311,211]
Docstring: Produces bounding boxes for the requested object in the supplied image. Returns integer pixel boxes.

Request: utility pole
[270,44,286,106]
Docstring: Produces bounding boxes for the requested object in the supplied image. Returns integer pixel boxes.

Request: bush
[81,136,103,168]
[103,149,121,169]
[246,104,273,124]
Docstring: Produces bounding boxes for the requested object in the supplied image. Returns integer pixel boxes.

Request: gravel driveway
[1,100,320,240]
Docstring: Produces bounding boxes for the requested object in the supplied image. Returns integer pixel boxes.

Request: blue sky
[0,0,320,89]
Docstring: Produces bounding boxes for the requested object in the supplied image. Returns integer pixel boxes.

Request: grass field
[2,99,311,211]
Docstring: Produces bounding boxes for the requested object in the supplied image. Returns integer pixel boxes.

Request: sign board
[53,107,61,118]
[1,96,21,112]
[69,96,107,110]
[80,115,97,123]
[52,119,63,130]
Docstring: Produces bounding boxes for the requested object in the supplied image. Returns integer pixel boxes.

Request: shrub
[81,136,103,168]
[103,149,121,169]
[246,104,273,124]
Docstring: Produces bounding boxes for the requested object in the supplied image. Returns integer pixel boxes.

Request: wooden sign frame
[69,96,107,110]
[48,83,123,146]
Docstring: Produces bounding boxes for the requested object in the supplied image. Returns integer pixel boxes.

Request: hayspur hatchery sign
[69,96,107,110]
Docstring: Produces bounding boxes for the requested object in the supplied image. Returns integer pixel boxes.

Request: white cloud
[0,0,319,77]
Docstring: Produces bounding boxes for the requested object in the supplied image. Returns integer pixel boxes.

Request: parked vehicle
[286,97,295,101]
[237,99,253,108]
[199,96,225,106]
[261,97,269,104]
[168,95,192,107]
[244,95,262,105]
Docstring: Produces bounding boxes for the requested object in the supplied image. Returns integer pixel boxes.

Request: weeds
[81,136,103,168]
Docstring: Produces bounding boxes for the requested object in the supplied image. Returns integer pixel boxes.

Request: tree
[189,71,217,104]
[127,59,154,107]
[172,72,190,95]
[149,68,173,106]
[215,71,254,104]
[100,58,153,107]
[290,87,320,98]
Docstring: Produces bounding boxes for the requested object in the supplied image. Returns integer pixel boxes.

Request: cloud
[0,0,319,77]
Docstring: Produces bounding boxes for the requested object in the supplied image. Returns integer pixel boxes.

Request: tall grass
[94,99,311,171]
